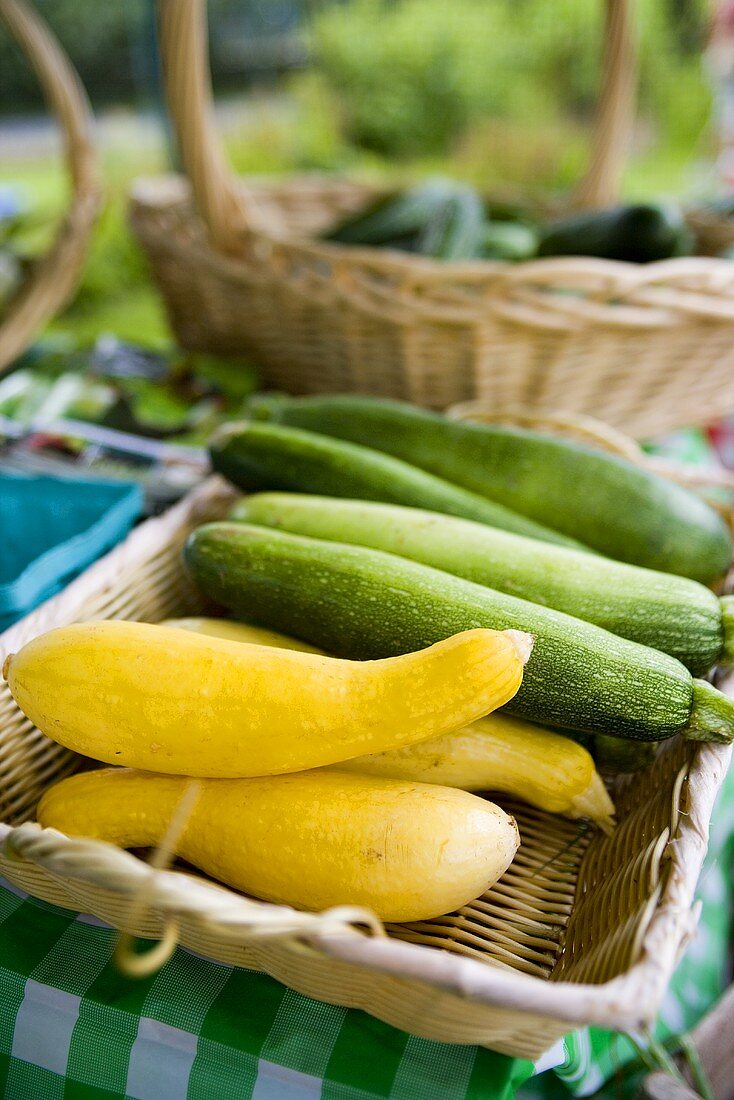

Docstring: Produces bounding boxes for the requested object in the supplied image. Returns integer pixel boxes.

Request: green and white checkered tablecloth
[0,878,540,1100]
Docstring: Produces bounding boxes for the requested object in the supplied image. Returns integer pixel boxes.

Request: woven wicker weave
[0,429,732,1058]
[0,0,101,374]
[686,206,734,258]
[129,0,734,438]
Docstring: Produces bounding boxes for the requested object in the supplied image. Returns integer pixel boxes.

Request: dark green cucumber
[210,422,585,548]
[545,729,656,773]
[592,734,657,773]
[537,203,693,263]
[323,180,454,246]
[184,522,734,744]
[415,188,485,260]
[247,395,733,585]
[480,221,538,261]
[234,494,734,675]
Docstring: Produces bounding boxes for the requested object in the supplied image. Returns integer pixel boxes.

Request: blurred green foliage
[301,0,712,184]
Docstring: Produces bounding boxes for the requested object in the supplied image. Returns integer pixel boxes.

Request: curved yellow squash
[164,617,613,827]
[38,768,520,921]
[5,620,530,777]
[339,715,614,830]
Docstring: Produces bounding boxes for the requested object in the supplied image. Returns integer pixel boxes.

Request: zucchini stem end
[686,679,734,743]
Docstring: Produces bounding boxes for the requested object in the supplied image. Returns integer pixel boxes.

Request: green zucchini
[184,522,734,744]
[591,734,657,773]
[210,422,584,548]
[537,203,693,263]
[247,394,733,585]
[323,180,455,246]
[234,493,734,675]
[480,221,538,261]
[415,188,485,260]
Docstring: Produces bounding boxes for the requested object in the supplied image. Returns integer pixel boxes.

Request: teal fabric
[0,473,142,631]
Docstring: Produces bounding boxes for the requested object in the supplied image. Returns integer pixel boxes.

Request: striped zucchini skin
[248,395,733,585]
[234,494,724,675]
[184,523,696,742]
[210,422,583,549]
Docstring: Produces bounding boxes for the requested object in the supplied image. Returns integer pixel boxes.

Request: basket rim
[130,173,734,281]
[129,175,734,332]
[0,474,731,1033]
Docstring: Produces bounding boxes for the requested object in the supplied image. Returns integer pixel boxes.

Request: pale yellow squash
[161,617,324,653]
[164,616,613,827]
[4,620,530,778]
[38,768,520,921]
[339,715,614,831]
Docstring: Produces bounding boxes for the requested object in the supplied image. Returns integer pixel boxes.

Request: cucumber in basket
[210,421,584,548]
[415,187,485,260]
[246,394,733,585]
[323,180,456,246]
[537,203,693,263]
[234,494,734,675]
[184,522,734,744]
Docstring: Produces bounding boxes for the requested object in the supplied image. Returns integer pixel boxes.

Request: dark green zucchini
[210,421,585,548]
[323,180,455,246]
[184,522,734,744]
[591,734,658,773]
[235,493,734,674]
[247,394,733,585]
[537,203,693,263]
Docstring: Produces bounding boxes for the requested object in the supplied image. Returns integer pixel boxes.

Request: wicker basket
[0,425,732,1060]
[685,205,734,258]
[0,0,101,375]
[129,0,734,439]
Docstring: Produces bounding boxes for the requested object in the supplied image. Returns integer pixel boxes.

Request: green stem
[719,595,734,667]
[678,1034,714,1100]
[686,679,734,743]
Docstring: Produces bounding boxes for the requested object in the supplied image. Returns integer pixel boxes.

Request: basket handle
[0,0,102,375]
[158,0,637,252]
[573,0,638,210]
[157,0,272,254]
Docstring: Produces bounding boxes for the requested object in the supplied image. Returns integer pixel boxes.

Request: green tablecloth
[0,880,537,1099]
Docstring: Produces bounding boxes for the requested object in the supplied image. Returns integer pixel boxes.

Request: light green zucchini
[232,493,734,675]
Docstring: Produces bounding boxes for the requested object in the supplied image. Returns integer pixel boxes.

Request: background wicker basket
[0,415,732,1059]
[0,0,101,375]
[129,0,734,439]
[686,205,734,258]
